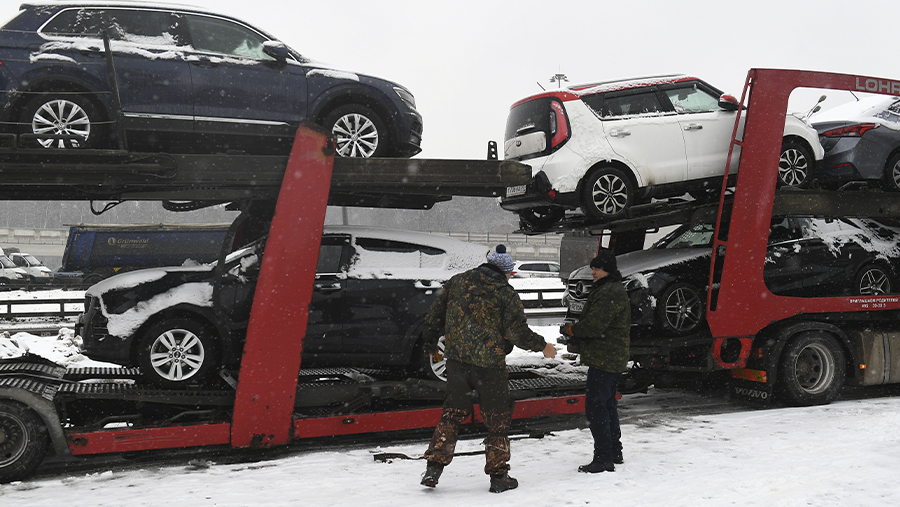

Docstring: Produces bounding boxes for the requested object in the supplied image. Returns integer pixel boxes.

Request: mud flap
[729,368,774,403]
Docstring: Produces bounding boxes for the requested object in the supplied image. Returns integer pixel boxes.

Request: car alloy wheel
[855,265,892,295]
[886,153,900,192]
[778,140,813,188]
[581,166,634,221]
[324,104,389,158]
[138,318,217,388]
[657,282,704,335]
[20,95,104,149]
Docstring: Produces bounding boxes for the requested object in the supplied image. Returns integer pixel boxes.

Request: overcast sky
[2,0,896,159]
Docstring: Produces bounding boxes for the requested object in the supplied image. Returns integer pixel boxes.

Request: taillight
[821,123,879,138]
[549,100,569,148]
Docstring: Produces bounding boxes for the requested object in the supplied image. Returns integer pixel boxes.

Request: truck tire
[413,335,447,382]
[0,400,50,483]
[137,317,218,389]
[518,207,565,231]
[656,282,705,335]
[776,332,845,406]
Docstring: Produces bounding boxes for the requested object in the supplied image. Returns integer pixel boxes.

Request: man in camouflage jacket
[560,250,630,473]
[420,245,557,493]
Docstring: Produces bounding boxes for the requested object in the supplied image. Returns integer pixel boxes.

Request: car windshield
[653,223,716,249]
[22,254,42,265]
[0,256,16,268]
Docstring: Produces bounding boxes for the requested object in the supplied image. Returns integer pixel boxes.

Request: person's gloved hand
[559,324,573,336]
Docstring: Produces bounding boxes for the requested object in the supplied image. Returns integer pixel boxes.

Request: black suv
[0,2,422,156]
[77,226,487,388]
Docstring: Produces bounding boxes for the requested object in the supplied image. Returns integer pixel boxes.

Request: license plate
[569,300,584,313]
[506,185,526,197]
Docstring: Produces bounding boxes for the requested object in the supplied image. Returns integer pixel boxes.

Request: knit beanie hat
[590,250,617,273]
[487,244,516,274]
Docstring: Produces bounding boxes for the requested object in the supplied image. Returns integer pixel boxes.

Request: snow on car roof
[511,74,698,108]
[324,225,489,280]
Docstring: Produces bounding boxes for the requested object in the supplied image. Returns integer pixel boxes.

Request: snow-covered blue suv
[0,2,423,157]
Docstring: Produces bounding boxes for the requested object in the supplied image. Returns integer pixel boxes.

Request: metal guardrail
[0,296,84,319]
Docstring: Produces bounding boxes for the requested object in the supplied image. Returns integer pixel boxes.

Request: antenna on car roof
[536,81,546,91]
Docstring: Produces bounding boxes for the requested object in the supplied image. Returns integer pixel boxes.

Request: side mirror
[718,94,740,111]
[262,41,289,64]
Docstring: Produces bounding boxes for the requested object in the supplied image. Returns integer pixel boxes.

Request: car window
[519,263,538,271]
[41,8,185,46]
[0,256,16,269]
[655,223,715,249]
[185,14,273,60]
[664,85,720,113]
[582,90,664,118]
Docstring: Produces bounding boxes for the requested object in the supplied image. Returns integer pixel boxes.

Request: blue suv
[0,2,423,157]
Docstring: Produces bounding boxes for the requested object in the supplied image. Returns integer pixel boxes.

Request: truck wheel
[777,139,813,188]
[854,264,892,295]
[19,94,107,149]
[323,104,389,158]
[580,166,634,222]
[413,335,447,382]
[0,400,50,483]
[137,317,218,388]
[776,332,845,406]
[656,282,705,335]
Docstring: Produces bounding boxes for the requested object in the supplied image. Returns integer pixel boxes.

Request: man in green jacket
[419,244,557,493]
[560,250,630,473]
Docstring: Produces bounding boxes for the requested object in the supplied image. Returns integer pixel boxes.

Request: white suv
[501,75,824,228]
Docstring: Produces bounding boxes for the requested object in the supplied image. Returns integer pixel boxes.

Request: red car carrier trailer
[556,69,900,408]
[0,125,586,483]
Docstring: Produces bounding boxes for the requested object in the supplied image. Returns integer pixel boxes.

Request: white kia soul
[500,75,824,229]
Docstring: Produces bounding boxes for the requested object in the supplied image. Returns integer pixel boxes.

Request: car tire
[656,282,705,335]
[580,166,634,222]
[884,152,900,192]
[777,139,813,188]
[81,274,104,288]
[413,335,447,382]
[854,264,892,296]
[0,400,50,483]
[18,94,107,149]
[137,317,218,389]
[517,207,565,230]
[322,104,389,158]
[776,332,845,406]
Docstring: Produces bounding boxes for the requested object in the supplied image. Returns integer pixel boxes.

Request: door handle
[314,282,342,293]
[609,130,631,138]
[683,124,703,131]
[415,280,443,291]
[190,57,219,68]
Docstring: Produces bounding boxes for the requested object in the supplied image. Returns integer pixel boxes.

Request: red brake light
[549,100,569,148]
[821,123,879,138]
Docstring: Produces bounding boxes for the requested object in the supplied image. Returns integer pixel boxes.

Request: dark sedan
[809,95,900,189]
[0,2,422,157]
[566,216,900,336]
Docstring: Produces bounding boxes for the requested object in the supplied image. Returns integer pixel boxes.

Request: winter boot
[614,451,624,464]
[420,462,443,488]
[489,473,518,493]
[578,460,615,473]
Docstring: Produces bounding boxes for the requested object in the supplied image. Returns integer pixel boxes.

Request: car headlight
[394,86,416,109]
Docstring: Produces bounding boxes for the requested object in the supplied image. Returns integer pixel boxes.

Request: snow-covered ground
[2,321,900,505]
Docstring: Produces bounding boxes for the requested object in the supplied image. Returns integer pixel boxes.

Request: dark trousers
[585,367,622,463]
[424,359,513,475]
